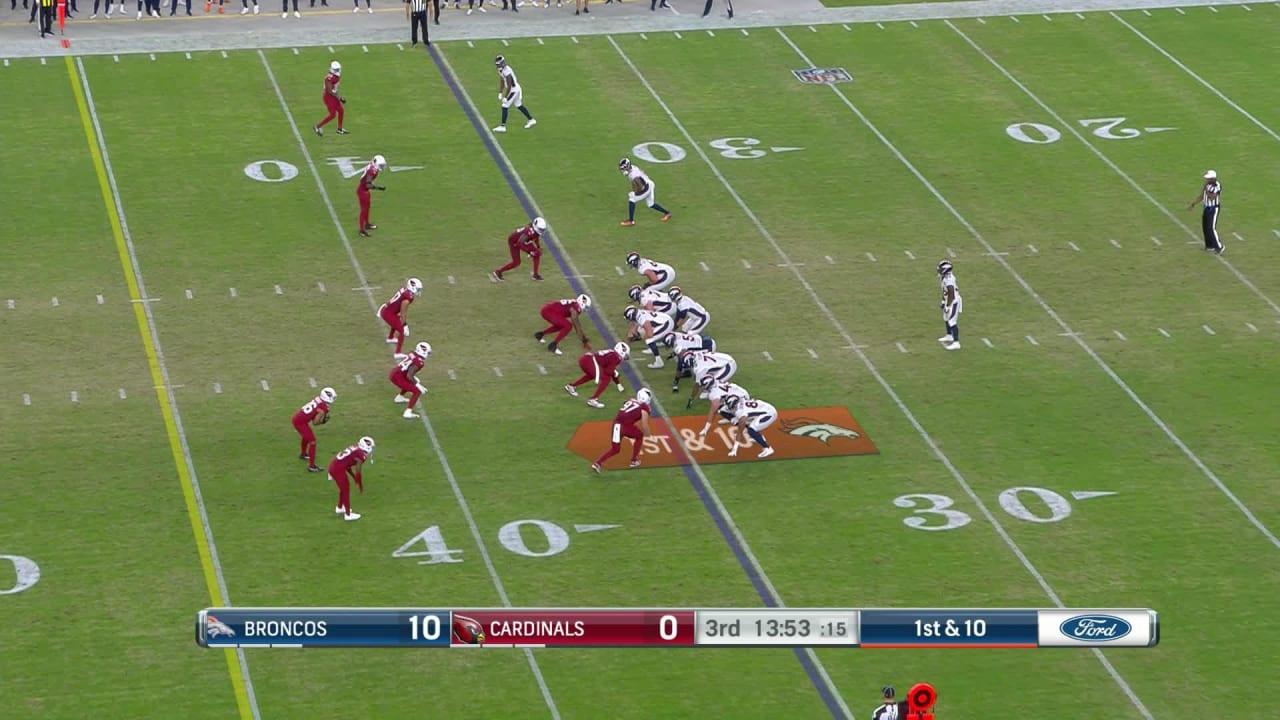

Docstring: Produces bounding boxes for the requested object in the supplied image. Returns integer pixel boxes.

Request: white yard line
[779,27,1165,719]
[76,57,262,720]
[944,24,1280,553]
[259,49,561,720]
[443,39,848,720]
[622,28,1149,720]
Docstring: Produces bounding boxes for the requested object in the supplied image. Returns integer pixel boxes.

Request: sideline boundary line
[68,55,260,720]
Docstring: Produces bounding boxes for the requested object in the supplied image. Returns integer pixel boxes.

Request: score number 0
[409,614,443,641]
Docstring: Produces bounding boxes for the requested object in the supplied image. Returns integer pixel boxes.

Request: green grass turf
[2,7,1280,719]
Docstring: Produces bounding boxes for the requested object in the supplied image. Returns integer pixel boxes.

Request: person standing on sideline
[240,0,258,13]
[38,0,54,37]
[701,0,731,17]
[353,0,369,13]
[309,0,327,8]
[1187,169,1224,255]
[91,0,112,19]
[573,0,585,13]
[406,0,428,45]
[281,0,298,17]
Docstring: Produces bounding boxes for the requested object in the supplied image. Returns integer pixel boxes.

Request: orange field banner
[567,406,879,470]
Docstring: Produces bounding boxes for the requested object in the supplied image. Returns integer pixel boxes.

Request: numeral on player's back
[392,526,464,565]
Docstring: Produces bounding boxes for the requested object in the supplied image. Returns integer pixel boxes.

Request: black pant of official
[39,3,54,35]
[702,0,731,17]
[410,9,429,44]
[1202,206,1222,252]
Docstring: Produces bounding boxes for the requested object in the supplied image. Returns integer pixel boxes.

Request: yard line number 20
[1006,117,1149,145]
[894,486,1074,531]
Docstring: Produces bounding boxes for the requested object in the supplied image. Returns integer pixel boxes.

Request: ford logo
[1059,615,1132,642]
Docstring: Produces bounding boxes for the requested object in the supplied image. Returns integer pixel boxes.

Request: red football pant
[595,422,643,465]
[540,305,573,344]
[318,95,344,130]
[381,310,406,353]
[358,188,372,230]
[570,356,610,399]
[497,242,541,275]
[391,370,423,409]
[294,419,317,466]
[330,470,352,513]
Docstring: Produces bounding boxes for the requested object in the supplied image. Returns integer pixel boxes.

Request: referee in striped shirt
[872,685,907,720]
[1187,169,1224,255]
[405,0,434,46]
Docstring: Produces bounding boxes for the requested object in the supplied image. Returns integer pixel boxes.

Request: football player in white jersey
[723,395,777,459]
[624,306,676,369]
[667,286,710,334]
[629,285,674,316]
[662,331,715,360]
[676,350,737,403]
[618,158,672,226]
[493,55,536,133]
[699,378,749,435]
[937,260,962,351]
[625,252,676,291]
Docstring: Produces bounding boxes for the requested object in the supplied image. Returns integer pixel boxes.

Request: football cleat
[336,506,347,514]
[525,119,537,129]
[548,342,561,355]
[402,409,420,418]
[492,271,505,282]
[308,465,323,473]
[661,213,673,222]
[647,358,664,369]
[314,125,323,136]
[344,512,362,521]
[591,463,602,473]
[758,447,775,459]
[629,460,641,468]
[394,394,410,403]
[564,384,579,397]
[299,453,309,460]
[535,331,545,342]
[532,273,543,281]
[493,125,507,133]
[938,336,952,343]
[945,341,961,351]
[587,399,604,408]
[620,220,636,227]
[625,251,641,268]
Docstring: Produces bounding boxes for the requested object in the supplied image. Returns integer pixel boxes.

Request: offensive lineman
[493,55,536,133]
[625,252,676,291]
[618,158,672,226]
[565,342,630,408]
[668,286,710,334]
[698,378,750,436]
[937,260,962,351]
[293,387,337,472]
[628,284,674,316]
[675,349,737,400]
[624,306,676,368]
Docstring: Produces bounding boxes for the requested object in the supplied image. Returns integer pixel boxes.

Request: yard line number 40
[894,487,1116,531]
[1006,117,1177,144]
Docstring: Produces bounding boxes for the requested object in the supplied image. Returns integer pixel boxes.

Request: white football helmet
[577,294,592,309]
[623,306,639,322]
[628,285,644,302]
[358,436,375,454]
[407,278,423,296]
[532,217,547,235]
[619,158,633,175]
[320,387,337,403]
[667,286,683,301]
[698,375,715,390]
[625,252,641,268]
[495,55,506,68]
[373,155,387,169]
[614,342,630,359]
[330,60,341,75]
[414,341,432,358]
[636,388,652,404]
[937,260,954,278]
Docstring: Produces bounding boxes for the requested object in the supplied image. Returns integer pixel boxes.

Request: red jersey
[330,444,368,476]
[393,352,427,379]
[382,286,415,317]
[324,72,341,96]
[293,396,331,425]
[614,399,652,426]
[360,162,382,190]
[544,298,584,320]
[590,349,624,379]
[508,225,540,249]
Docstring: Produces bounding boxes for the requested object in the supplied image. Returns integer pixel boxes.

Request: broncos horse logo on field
[206,616,236,638]
[781,418,862,444]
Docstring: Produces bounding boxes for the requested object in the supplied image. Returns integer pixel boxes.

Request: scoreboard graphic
[197,608,1159,649]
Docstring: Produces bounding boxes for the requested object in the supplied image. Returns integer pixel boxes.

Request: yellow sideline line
[65,55,254,720]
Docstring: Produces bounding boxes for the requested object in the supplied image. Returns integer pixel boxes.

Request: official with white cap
[1187,169,1224,255]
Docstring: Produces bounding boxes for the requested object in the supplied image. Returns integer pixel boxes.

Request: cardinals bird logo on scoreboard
[206,616,236,638]
[452,614,486,645]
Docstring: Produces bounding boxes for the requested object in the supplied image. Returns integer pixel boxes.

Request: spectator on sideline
[282,0,298,17]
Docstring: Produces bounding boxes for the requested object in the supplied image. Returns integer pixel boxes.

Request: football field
[3,5,1280,718]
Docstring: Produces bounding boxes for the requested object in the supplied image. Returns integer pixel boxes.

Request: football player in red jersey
[390,341,432,418]
[492,216,547,282]
[565,342,629,408]
[379,278,423,356]
[292,387,337,472]
[357,155,387,237]
[313,60,348,137]
[328,436,374,521]
[536,294,592,355]
[592,389,655,472]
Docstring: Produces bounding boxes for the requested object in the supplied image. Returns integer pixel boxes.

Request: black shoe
[532,273,543,281]
[336,128,349,135]
[671,383,680,392]
[359,229,371,237]
[364,223,376,230]
[547,341,558,353]
[308,465,323,473]
[534,331,544,341]
[299,453,308,460]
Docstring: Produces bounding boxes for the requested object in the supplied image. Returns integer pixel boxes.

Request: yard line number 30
[894,486,1074,531]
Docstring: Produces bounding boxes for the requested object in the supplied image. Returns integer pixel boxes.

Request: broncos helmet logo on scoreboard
[452,614,485,645]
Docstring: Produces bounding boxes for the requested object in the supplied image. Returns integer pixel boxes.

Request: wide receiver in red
[328,436,374,522]
[357,155,388,238]
[565,342,629,408]
[292,386,337,472]
[592,388,656,472]
[389,341,432,419]
[379,277,423,356]
[492,216,547,282]
[313,60,348,137]
[536,294,592,355]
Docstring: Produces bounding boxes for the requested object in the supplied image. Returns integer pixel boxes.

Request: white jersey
[708,381,749,406]
[674,295,710,332]
[669,332,713,355]
[626,165,652,190]
[731,398,778,431]
[941,272,963,321]
[499,64,520,91]
[638,288,674,315]
[636,309,675,340]
[637,258,676,289]
[693,351,737,383]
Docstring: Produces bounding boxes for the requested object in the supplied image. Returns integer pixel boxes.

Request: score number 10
[410,614,444,641]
